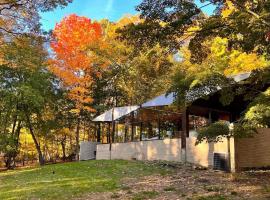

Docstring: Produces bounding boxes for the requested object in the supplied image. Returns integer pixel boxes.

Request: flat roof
[93,72,252,121]
[141,72,251,107]
[92,106,139,122]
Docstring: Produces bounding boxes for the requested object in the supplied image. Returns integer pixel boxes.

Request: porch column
[131,112,134,141]
[97,122,101,143]
[131,125,134,141]
[107,122,111,144]
[112,121,115,143]
[182,108,189,139]
[158,115,161,139]
[115,122,118,143]
[124,122,128,142]
[181,108,189,162]
[140,122,143,141]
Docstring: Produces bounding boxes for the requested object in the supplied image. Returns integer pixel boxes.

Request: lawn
[1,160,270,200]
[0,160,171,200]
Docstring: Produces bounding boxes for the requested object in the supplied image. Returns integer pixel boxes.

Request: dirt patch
[79,161,270,200]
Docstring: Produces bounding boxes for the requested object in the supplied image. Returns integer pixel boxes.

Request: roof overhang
[141,72,251,108]
[92,106,139,122]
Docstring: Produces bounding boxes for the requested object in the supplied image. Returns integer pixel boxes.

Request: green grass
[0,160,171,200]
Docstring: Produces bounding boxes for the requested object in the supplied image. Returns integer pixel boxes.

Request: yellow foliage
[225,51,269,75]
[210,37,228,57]
[221,0,237,18]
[178,37,269,77]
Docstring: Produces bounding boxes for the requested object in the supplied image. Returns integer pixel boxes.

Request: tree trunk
[5,120,21,169]
[25,113,45,166]
[61,135,66,161]
[75,117,81,160]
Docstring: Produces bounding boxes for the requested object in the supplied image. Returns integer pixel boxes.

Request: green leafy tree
[90,16,174,110]
[120,0,270,61]
[120,0,270,141]
[0,35,61,166]
[0,0,72,37]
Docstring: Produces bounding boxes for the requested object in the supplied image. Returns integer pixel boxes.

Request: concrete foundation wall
[95,129,270,171]
[186,137,231,168]
[96,136,233,170]
[235,128,270,170]
[96,138,182,162]
[79,142,98,161]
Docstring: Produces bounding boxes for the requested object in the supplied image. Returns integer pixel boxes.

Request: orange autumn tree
[49,14,103,113]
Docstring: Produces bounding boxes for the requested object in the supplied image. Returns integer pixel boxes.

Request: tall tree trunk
[25,113,45,166]
[11,114,17,136]
[3,107,11,135]
[5,119,21,169]
[61,136,66,161]
[75,117,81,160]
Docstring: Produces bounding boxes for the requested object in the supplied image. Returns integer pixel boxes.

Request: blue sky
[40,0,215,31]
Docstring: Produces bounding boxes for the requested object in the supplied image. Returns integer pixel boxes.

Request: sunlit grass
[0,160,171,200]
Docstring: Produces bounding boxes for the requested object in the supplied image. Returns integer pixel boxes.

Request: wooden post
[108,122,111,144]
[148,123,152,139]
[97,123,101,142]
[131,112,134,141]
[115,122,118,143]
[182,108,189,140]
[110,106,115,160]
[140,122,143,141]
[112,121,115,143]
[124,122,128,142]
[158,114,161,139]
[181,108,189,162]
[131,124,134,141]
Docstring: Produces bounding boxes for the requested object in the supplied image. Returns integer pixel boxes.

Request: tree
[0,35,61,166]
[90,16,174,107]
[49,14,105,159]
[120,0,270,61]
[120,0,270,141]
[170,36,269,104]
[50,14,104,113]
[0,0,72,37]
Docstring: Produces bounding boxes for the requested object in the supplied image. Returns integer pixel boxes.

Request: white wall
[96,138,182,162]
[186,137,233,168]
[96,136,234,170]
[79,142,98,161]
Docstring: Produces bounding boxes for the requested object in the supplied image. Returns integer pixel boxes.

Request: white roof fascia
[92,106,139,122]
[141,93,174,107]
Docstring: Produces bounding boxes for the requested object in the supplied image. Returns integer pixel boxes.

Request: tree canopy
[0,0,270,167]
[119,0,270,142]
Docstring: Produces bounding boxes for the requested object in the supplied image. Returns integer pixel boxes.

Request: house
[88,73,270,172]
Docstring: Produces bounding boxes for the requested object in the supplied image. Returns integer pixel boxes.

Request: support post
[112,121,115,143]
[181,108,189,163]
[158,114,161,139]
[115,122,118,143]
[97,123,101,143]
[108,122,111,144]
[131,112,134,141]
[110,107,115,160]
[140,122,143,141]
[131,124,134,141]
[124,122,128,142]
